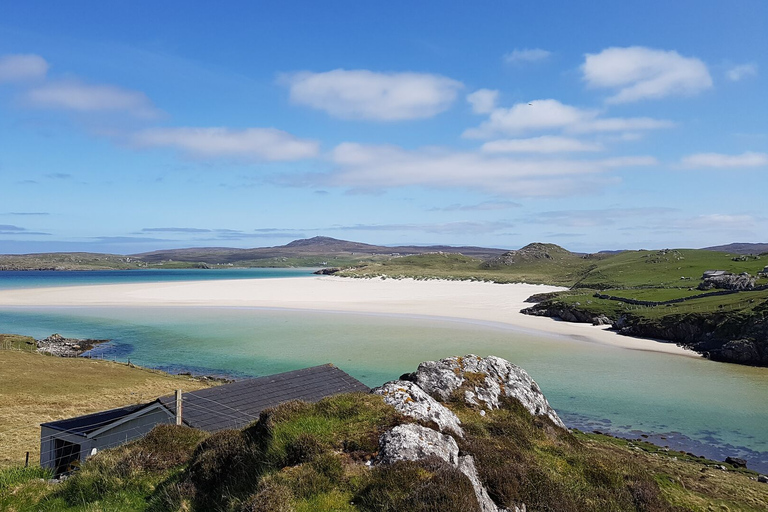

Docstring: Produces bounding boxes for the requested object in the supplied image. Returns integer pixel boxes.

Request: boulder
[725,456,748,468]
[377,423,459,466]
[373,380,464,437]
[377,424,524,512]
[414,355,565,429]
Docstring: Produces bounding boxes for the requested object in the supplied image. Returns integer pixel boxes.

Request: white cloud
[0,54,48,82]
[681,151,768,168]
[282,69,463,121]
[582,46,712,103]
[463,98,674,138]
[726,63,758,82]
[313,142,655,196]
[481,136,602,153]
[467,89,499,114]
[25,80,159,118]
[504,48,551,63]
[132,127,320,161]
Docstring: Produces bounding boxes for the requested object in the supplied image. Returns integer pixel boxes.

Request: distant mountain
[132,236,508,264]
[703,243,768,255]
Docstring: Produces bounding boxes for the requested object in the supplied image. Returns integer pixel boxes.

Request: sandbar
[0,276,696,357]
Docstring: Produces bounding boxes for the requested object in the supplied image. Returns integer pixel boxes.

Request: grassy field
[0,335,215,469]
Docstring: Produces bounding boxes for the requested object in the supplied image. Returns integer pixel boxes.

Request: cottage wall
[89,407,173,456]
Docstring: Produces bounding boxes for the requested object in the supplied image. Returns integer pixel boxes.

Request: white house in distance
[40,364,369,475]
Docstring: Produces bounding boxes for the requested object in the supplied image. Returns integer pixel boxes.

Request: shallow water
[0,268,316,290]
[1,303,767,471]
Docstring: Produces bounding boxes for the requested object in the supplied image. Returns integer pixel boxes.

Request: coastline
[0,275,697,358]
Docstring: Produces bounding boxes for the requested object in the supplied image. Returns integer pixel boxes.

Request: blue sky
[1,1,766,254]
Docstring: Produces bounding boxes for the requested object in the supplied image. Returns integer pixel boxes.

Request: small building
[702,270,730,279]
[40,364,369,475]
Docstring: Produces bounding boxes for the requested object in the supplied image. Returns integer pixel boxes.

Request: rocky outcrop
[36,333,108,357]
[614,311,768,366]
[313,267,341,275]
[414,355,565,429]
[698,273,756,291]
[521,303,604,325]
[373,380,463,436]
[377,423,524,512]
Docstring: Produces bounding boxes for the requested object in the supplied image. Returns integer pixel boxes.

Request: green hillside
[3,393,766,511]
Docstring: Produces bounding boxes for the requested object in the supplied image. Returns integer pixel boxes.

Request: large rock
[415,355,565,429]
[698,273,755,291]
[377,424,523,512]
[377,423,459,465]
[373,380,464,437]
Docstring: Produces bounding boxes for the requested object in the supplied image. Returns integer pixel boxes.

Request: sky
[0,1,766,254]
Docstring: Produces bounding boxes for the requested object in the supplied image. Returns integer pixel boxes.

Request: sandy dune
[0,276,696,357]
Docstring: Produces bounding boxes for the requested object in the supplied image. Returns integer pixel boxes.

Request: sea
[1,269,767,472]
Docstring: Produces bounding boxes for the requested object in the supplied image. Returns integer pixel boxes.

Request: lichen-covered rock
[377,424,523,512]
[373,380,463,437]
[377,423,459,465]
[415,355,565,429]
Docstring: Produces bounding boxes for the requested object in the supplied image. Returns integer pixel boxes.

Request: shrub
[187,429,263,510]
[355,457,480,512]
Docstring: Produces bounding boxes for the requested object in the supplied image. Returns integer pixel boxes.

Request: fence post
[25,451,29,467]
[175,389,183,426]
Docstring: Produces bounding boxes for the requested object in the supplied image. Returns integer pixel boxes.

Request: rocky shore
[35,333,109,357]
[521,301,768,366]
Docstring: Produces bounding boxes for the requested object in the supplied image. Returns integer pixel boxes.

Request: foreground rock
[373,380,464,436]
[36,333,108,357]
[378,423,524,512]
[413,354,565,429]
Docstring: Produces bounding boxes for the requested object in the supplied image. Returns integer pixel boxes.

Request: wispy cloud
[681,151,768,168]
[0,224,51,236]
[430,200,522,212]
[141,227,214,233]
[528,207,678,227]
[279,142,656,197]
[5,212,50,216]
[504,48,551,63]
[25,80,161,118]
[45,173,72,180]
[0,54,48,83]
[463,98,674,138]
[327,221,516,235]
[281,69,463,121]
[481,136,602,154]
[725,63,757,82]
[132,127,320,161]
[582,46,712,103]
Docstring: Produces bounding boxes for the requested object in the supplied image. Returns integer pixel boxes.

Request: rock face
[414,355,565,429]
[373,380,464,436]
[377,424,523,512]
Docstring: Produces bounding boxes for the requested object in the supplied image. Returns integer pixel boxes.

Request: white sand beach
[0,276,696,357]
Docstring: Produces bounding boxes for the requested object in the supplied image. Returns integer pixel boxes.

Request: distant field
[0,336,215,469]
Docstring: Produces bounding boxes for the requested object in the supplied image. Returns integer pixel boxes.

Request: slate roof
[157,364,370,431]
[41,403,148,437]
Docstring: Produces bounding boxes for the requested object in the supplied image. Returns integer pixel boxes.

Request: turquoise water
[1,270,767,471]
[0,268,317,290]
